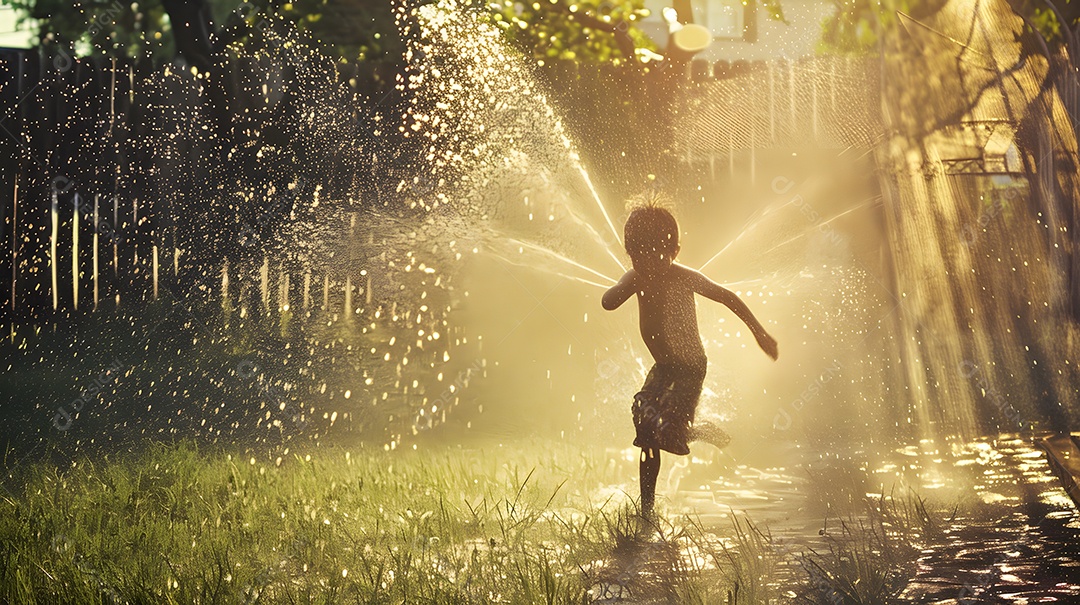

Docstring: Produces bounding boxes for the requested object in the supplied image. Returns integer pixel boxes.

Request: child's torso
[635,267,706,367]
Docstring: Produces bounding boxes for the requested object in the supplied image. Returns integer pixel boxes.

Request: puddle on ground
[596,434,1080,601]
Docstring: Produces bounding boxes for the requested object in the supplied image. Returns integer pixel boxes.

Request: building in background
[638,0,836,61]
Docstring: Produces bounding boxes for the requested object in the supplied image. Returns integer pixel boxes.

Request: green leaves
[762,0,789,25]
[9,0,174,60]
[820,0,1080,53]
[488,0,657,65]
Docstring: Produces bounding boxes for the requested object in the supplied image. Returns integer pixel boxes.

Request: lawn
[0,439,758,604]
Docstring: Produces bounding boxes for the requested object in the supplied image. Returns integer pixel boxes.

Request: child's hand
[757,331,778,360]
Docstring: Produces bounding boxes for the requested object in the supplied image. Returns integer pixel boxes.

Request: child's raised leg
[640,447,660,517]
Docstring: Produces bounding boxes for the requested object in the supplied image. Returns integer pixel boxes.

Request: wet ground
[598,434,1080,601]
[893,436,1080,603]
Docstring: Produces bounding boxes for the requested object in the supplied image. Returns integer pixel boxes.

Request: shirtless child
[602,199,778,517]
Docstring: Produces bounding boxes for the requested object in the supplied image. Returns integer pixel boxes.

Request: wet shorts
[631,362,706,456]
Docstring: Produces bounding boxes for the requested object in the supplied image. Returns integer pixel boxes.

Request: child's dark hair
[624,192,679,256]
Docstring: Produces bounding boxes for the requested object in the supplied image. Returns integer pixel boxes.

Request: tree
[818,0,947,53]
[488,0,788,65]
[8,0,405,66]
[819,0,1080,53]
[487,0,657,64]
[8,0,178,62]
[1007,0,1080,47]
[8,0,668,66]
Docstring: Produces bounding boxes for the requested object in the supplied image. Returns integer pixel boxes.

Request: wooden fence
[0,48,405,324]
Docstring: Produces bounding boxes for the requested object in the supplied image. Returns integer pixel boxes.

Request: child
[601,198,778,517]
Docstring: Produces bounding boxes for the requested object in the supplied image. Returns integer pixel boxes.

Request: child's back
[613,262,729,370]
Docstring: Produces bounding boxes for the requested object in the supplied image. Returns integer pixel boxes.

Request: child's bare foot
[692,422,731,450]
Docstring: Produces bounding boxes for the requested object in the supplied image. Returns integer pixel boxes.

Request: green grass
[0,439,770,604]
[0,438,951,604]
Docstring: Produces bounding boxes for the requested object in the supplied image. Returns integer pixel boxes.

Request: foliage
[819,0,1080,54]
[6,0,176,61]
[795,488,951,604]
[0,439,754,603]
[487,0,657,65]
[236,0,402,62]
[817,0,948,54]
[1009,0,1080,46]
[1029,6,1063,41]
[5,0,399,63]
[6,0,666,66]
[762,0,788,25]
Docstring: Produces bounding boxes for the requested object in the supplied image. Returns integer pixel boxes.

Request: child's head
[624,194,679,274]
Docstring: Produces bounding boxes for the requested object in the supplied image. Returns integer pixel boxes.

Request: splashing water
[397,1,632,284]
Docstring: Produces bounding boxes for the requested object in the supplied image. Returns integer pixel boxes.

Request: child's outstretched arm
[602,269,637,311]
[687,268,778,360]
